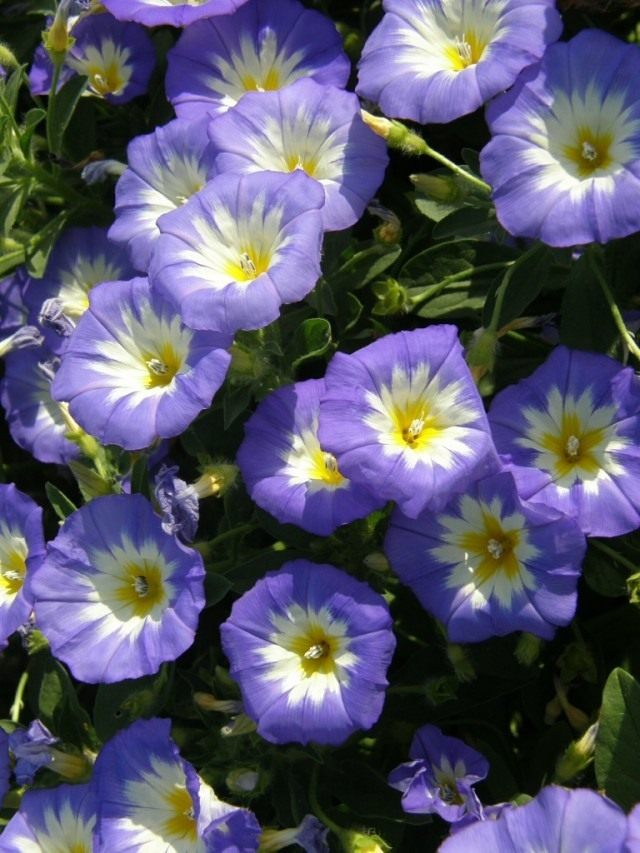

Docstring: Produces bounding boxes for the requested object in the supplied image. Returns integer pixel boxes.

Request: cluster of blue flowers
[0,0,640,849]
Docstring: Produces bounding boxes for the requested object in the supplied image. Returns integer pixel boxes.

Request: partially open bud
[553,722,599,784]
[193,464,238,500]
[226,767,260,794]
[194,692,243,715]
[43,0,76,59]
[339,828,391,853]
[0,326,43,358]
[368,200,402,245]
[220,713,257,738]
[260,815,328,852]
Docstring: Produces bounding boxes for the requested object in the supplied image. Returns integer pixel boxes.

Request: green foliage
[596,668,640,810]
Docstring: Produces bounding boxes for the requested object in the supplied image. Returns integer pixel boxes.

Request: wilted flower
[388,723,488,822]
[220,560,396,745]
[357,0,561,124]
[166,0,349,119]
[30,494,206,683]
[481,29,640,245]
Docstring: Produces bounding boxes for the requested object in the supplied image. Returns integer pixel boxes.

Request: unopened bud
[368,200,402,245]
[0,43,18,70]
[515,632,544,667]
[49,747,93,781]
[410,173,462,203]
[220,713,257,738]
[446,643,475,683]
[360,111,428,156]
[228,341,269,384]
[363,552,389,573]
[372,277,410,316]
[628,571,640,605]
[0,326,43,357]
[226,767,259,794]
[194,692,243,715]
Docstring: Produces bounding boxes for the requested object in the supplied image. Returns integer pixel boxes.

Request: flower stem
[587,247,640,363]
[10,671,28,723]
[309,766,343,837]
[409,261,513,309]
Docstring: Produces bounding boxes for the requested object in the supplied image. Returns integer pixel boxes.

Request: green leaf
[432,205,498,240]
[328,243,402,291]
[223,383,253,430]
[0,184,27,236]
[413,192,460,223]
[27,650,93,746]
[204,571,232,607]
[0,247,25,276]
[290,317,332,368]
[595,667,640,810]
[45,482,77,521]
[20,107,46,152]
[93,666,173,741]
[560,253,617,353]
[47,74,88,157]
[0,66,25,114]
[482,243,555,329]
[129,454,151,500]
[583,542,631,598]
[26,210,69,276]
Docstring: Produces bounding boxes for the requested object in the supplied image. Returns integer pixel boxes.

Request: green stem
[591,539,639,573]
[417,141,492,195]
[409,261,513,309]
[46,57,63,154]
[309,766,343,838]
[10,671,28,723]
[587,246,640,362]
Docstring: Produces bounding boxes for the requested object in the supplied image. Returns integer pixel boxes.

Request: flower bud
[372,278,410,316]
[339,828,391,853]
[515,632,544,666]
[193,464,238,499]
[226,767,260,794]
[410,172,462,203]
[553,722,598,784]
[447,643,476,683]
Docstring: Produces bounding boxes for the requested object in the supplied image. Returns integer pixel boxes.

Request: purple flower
[0,730,9,804]
[154,464,200,542]
[489,346,640,537]
[627,803,640,850]
[51,278,231,451]
[357,0,561,125]
[166,0,349,119]
[439,786,628,852]
[31,13,155,104]
[0,267,30,337]
[207,78,389,232]
[93,717,260,851]
[318,326,498,519]
[23,226,136,321]
[385,470,585,641]
[389,724,488,822]
[0,783,96,851]
[0,484,45,646]
[102,0,251,28]
[9,719,59,785]
[150,170,324,334]
[0,341,80,465]
[29,494,205,683]
[480,29,640,246]
[237,379,383,536]
[220,559,396,745]
[109,118,218,272]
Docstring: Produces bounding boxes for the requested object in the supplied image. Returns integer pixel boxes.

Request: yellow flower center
[0,547,26,597]
[240,67,281,92]
[540,411,606,479]
[114,560,166,617]
[284,152,319,178]
[392,400,442,451]
[308,450,345,487]
[86,62,126,97]
[225,249,272,283]
[444,32,487,71]
[162,785,198,842]
[143,343,182,389]
[287,629,339,678]
[459,513,521,586]
[563,129,613,178]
